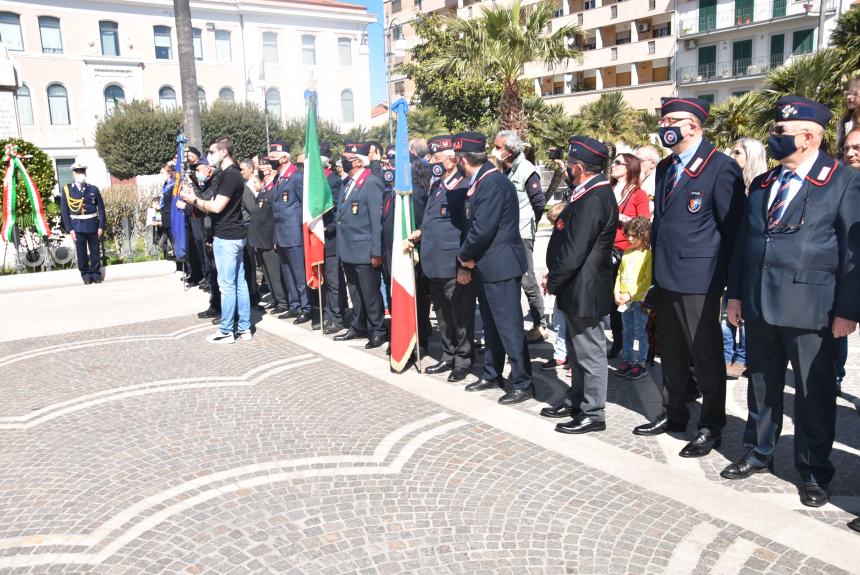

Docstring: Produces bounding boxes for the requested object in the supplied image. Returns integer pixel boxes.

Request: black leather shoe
[324,321,345,335]
[720,453,773,480]
[425,361,453,375]
[334,329,365,341]
[556,414,606,434]
[848,518,860,533]
[447,367,470,382]
[632,416,687,436]
[498,388,533,405]
[93,278,103,284]
[540,405,579,419]
[464,378,502,392]
[83,278,93,285]
[607,343,622,359]
[679,430,722,458]
[273,304,290,314]
[279,309,300,319]
[293,312,312,325]
[800,482,829,508]
[312,321,321,330]
[365,336,386,349]
[197,308,218,319]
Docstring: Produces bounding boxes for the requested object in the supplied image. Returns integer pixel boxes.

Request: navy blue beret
[452,132,487,153]
[774,95,833,127]
[568,136,609,165]
[660,97,710,123]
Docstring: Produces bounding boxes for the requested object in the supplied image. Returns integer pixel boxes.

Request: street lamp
[360,17,407,144]
[246,62,270,151]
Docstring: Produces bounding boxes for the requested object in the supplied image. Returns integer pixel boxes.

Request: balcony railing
[679,0,835,37]
[677,55,782,84]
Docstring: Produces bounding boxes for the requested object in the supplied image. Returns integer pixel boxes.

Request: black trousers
[74,231,100,281]
[609,251,623,345]
[415,265,432,350]
[428,276,476,369]
[654,288,726,432]
[206,242,220,312]
[324,252,347,323]
[744,316,837,485]
[479,276,532,391]
[257,248,286,307]
[244,243,258,305]
[343,262,386,338]
[185,221,204,282]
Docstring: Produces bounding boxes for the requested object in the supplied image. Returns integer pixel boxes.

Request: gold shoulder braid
[64,184,84,214]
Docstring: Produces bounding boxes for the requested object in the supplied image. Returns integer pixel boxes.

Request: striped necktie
[663,155,682,206]
[767,171,795,228]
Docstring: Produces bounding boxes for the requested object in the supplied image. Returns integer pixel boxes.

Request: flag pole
[408,246,422,373]
[315,263,324,334]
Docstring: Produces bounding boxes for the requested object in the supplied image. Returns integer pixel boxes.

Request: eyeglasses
[769,125,810,136]
[658,116,692,127]
[612,159,626,166]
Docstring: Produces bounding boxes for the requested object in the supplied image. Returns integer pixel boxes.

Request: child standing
[613,217,652,379]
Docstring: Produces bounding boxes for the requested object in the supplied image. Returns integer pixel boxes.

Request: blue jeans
[552,302,568,361]
[621,304,648,364]
[213,237,251,334]
[722,320,747,365]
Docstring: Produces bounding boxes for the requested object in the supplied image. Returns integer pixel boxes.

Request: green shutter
[735,0,754,24]
[732,39,752,76]
[773,0,786,17]
[792,29,814,55]
[699,0,716,32]
[698,45,716,78]
[770,34,784,68]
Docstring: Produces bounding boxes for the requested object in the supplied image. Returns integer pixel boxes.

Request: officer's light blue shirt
[675,137,702,170]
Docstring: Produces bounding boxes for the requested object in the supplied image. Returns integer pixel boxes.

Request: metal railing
[678,0,834,37]
[677,55,782,84]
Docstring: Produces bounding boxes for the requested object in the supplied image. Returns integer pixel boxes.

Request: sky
[344,0,388,105]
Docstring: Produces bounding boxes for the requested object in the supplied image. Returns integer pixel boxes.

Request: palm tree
[578,91,646,156]
[408,107,446,138]
[524,94,584,155]
[173,0,202,149]
[705,92,769,151]
[425,0,582,138]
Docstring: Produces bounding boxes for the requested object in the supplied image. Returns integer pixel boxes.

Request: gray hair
[410,138,429,158]
[496,130,524,155]
[321,156,330,169]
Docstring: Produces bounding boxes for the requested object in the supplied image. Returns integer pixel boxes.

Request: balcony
[679,0,836,37]
[677,55,782,84]
[525,34,674,77]
[551,0,674,31]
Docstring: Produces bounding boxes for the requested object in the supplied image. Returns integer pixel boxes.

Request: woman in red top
[607,153,651,357]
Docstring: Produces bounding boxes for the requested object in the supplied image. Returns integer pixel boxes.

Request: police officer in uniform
[410,135,475,382]
[721,97,860,510]
[60,162,106,284]
[542,136,618,434]
[454,132,533,404]
[639,98,746,458]
[333,142,387,349]
[247,155,287,315]
[271,141,312,324]
[320,142,347,334]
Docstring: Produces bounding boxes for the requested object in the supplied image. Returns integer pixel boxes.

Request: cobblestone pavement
[0,271,859,574]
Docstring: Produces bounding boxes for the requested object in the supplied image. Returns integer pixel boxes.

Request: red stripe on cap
[570,139,608,158]
[662,98,708,116]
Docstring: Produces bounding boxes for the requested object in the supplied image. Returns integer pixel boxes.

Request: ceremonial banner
[302,91,333,289]
[170,133,187,261]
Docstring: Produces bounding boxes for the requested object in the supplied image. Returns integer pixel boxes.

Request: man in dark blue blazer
[271,141,311,325]
[455,132,533,405]
[409,135,476,383]
[721,97,860,510]
[542,136,618,434]
[333,142,387,349]
[60,162,106,284]
[638,98,746,458]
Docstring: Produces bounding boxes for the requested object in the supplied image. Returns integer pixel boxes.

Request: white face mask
[207,151,219,166]
[74,173,87,185]
[491,148,506,162]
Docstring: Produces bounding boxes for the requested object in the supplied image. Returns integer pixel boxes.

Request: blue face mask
[658,126,684,148]
[767,134,797,161]
[197,174,207,185]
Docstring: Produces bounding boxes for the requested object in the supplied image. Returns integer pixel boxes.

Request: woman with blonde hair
[729,138,768,191]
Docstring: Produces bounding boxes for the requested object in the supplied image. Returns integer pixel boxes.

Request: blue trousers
[277,245,310,312]
[722,320,747,365]
[479,276,532,391]
[74,231,100,281]
[213,237,251,334]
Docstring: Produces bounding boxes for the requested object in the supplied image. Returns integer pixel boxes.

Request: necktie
[341,179,353,204]
[663,155,682,207]
[767,171,794,228]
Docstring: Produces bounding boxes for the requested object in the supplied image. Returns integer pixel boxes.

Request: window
[610,5,617,18]
[732,39,752,76]
[770,34,785,69]
[55,158,75,192]
[262,32,278,63]
[773,0,786,18]
[99,21,119,56]
[699,94,715,104]
[584,0,596,9]
[302,35,316,65]
[391,25,403,41]
[47,84,70,125]
[732,90,749,97]
[648,40,655,54]
[38,17,63,54]
[648,0,656,9]
[653,23,671,38]
[392,0,402,12]
[154,26,172,59]
[610,47,618,60]
[577,13,583,25]
[792,28,814,55]
[340,89,354,123]
[266,88,281,120]
[218,87,234,102]
[338,37,352,66]
[197,87,206,108]
[394,80,405,95]
[16,85,33,125]
[104,84,125,114]
[158,86,177,109]
[0,12,23,51]
[735,0,754,25]
[697,45,716,78]
[616,32,631,45]
[698,0,716,33]
[215,30,231,63]
[192,28,202,60]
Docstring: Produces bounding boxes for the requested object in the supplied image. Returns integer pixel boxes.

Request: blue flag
[170,133,187,261]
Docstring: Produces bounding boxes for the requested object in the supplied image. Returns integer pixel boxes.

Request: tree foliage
[0,138,58,231]
[705,92,769,151]
[201,101,286,162]
[578,91,650,156]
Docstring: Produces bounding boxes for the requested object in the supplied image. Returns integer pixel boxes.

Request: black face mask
[429,162,445,178]
[767,134,798,161]
[341,157,358,172]
[257,170,265,181]
[268,160,279,170]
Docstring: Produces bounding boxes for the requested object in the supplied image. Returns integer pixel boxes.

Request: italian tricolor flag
[389,98,418,373]
[302,94,333,289]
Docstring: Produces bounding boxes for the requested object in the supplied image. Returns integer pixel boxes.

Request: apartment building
[0,0,374,189]
[674,0,851,103]
[384,0,676,115]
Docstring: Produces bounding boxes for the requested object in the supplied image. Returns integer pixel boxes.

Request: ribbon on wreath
[1,144,50,241]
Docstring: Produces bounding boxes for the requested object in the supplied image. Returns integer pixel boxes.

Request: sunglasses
[770,125,809,136]
[612,159,627,166]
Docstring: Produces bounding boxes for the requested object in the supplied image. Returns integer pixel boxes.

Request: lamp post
[360,17,404,144]
[246,62,270,151]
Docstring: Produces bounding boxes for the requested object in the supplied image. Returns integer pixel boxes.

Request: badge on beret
[350,145,358,153]
[258,201,264,208]
[687,190,702,213]
[351,200,359,215]
[780,105,798,119]
[440,202,448,217]
[453,140,462,151]
[464,201,471,219]
[555,218,565,231]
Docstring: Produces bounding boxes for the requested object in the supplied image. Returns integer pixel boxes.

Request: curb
[0,260,177,294]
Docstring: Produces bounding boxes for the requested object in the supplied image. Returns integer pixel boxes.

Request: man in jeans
[180,134,251,343]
